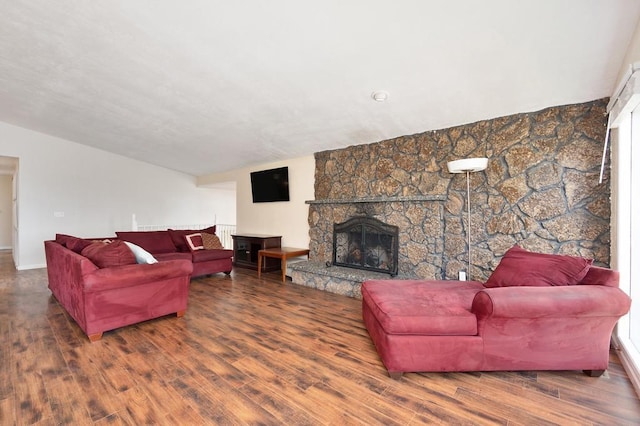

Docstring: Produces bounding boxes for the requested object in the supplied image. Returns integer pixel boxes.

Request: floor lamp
[446,157,488,281]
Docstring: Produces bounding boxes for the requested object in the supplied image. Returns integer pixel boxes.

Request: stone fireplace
[333,216,399,276]
[291,99,611,299]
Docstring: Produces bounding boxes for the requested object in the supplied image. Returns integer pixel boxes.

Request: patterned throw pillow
[184,233,205,251]
[202,232,224,250]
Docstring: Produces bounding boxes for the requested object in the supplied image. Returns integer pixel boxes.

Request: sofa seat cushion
[154,252,192,262]
[192,249,234,263]
[361,280,485,336]
[116,231,177,254]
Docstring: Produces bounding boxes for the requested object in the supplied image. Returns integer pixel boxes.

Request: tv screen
[250,166,290,203]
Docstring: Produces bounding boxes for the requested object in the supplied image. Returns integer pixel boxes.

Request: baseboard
[16,263,46,271]
[612,334,640,398]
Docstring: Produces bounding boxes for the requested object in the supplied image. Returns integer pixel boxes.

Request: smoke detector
[371,91,389,102]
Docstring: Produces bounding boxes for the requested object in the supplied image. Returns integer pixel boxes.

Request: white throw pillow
[123,241,158,264]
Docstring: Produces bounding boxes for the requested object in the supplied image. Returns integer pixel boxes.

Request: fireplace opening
[332,216,399,276]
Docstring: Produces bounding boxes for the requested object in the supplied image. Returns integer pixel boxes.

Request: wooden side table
[257,247,310,283]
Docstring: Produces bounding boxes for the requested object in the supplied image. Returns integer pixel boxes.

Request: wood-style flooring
[1,250,639,425]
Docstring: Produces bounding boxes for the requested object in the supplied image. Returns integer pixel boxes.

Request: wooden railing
[136,222,237,249]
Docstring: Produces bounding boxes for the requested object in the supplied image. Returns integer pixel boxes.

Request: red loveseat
[115,227,233,278]
[45,237,192,341]
[362,246,632,378]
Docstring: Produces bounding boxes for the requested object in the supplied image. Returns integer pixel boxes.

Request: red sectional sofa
[362,246,632,378]
[115,227,233,278]
[45,238,192,341]
[44,228,233,341]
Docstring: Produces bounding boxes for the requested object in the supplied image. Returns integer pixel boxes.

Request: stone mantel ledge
[305,195,446,205]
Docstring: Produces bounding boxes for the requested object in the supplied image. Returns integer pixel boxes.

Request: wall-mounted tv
[250,166,290,203]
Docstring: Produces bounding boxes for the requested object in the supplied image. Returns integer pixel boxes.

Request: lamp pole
[465,170,472,281]
[446,157,488,282]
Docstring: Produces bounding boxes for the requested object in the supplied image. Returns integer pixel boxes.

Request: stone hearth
[290,261,393,299]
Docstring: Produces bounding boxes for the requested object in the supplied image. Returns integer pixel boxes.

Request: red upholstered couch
[45,238,193,341]
[362,247,632,378]
[115,227,233,278]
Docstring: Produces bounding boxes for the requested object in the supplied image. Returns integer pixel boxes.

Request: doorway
[0,156,18,264]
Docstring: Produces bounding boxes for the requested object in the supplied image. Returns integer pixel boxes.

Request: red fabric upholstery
[362,302,484,373]
[116,231,233,277]
[153,252,192,262]
[362,265,631,377]
[56,234,93,253]
[192,248,234,262]
[81,240,137,268]
[44,239,192,341]
[184,233,204,251]
[579,265,620,287]
[192,256,232,277]
[484,245,592,288]
[116,229,230,278]
[168,226,216,252]
[473,285,630,371]
[116,231,177,254]
[361,280,483,335]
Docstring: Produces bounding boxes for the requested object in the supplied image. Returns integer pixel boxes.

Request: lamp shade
[447,157,488,173]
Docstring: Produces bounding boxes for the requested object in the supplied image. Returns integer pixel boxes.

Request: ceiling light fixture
[371,91,389,102]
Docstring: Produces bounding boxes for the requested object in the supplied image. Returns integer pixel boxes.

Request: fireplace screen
[333,216,399,276]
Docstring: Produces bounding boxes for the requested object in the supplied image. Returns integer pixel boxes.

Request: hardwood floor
[1,250,639,425]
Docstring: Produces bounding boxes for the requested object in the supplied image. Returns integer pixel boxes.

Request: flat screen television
[250,166,290,203]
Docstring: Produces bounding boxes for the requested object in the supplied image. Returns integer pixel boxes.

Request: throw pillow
[123,241,158,264]
[484,245,593,288]
[202,232,224,250]
[66,237,93,254]
[184,233,204,251]
[81,240,137,268]
[169,226,217,252]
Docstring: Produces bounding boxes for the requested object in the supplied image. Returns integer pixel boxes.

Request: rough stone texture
[290,261,393,299]
[306,99,610,285]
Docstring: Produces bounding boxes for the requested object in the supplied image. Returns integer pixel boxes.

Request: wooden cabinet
[231,234,282,271]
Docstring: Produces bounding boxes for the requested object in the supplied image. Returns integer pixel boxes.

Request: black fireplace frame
[332,216,399,276]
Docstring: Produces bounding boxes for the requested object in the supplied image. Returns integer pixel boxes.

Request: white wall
[0,175,11,249]
[610,17,640,394]
[198,155,315,248]
[616,19,640,86]
[209,186,237,226]
[0,121,226,269]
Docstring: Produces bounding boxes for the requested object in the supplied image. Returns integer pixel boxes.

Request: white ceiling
[1,1,639,177]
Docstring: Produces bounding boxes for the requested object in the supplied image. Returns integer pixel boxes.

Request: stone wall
[308,99,610,281]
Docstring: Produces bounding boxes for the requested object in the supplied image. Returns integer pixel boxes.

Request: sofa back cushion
[81,240,137,268]
[55,234,94,254]
[116,231,177,254]
[55,233,75,247]
[485,245,592,288]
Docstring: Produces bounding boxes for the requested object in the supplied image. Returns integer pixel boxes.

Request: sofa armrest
[83,259,193,293]
[471,286,631,319]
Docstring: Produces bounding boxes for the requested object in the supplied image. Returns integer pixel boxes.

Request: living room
[1,1,640,423]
